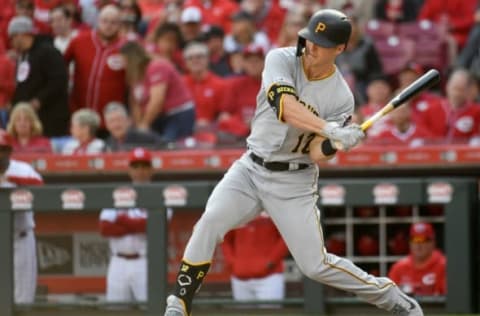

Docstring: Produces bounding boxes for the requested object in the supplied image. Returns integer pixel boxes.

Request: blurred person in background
[220,44,265,140]
[396,62,445,138]
[0,0,15,49]
[179,6,204,43]
[62,108,105,154]
[118,0,144,41]
[120,41,195,143]
[456,4,480,81]
[9,16,70,137]
[222,213,289,304]
[6,102,53,153]
[374,0,422,23]
[64,4,127,132]
[240,0,287,44]
[275,9,308,48]
[440,68,480,143]
[15,0,52,35]
[224,11,270,55]
[418,0,477,50]
[183,0,239,33]
[202,25,233,77]
[388,222,446,296]
[0,129,43,304]
[365,98,433,147]
[100,147,153,303]
[50,6,78,54]
[356,75,393,138]
[182,42,226,136]
[104,102,160,152]
[336,14,383,105]
[150,22,185,71]
[0,40,15,129]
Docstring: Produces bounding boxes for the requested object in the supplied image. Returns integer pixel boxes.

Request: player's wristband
[321,139,337,156]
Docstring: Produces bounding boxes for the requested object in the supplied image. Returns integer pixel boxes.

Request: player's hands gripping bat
[324,69,441,152]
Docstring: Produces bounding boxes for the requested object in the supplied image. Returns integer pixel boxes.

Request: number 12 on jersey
[291,133,315,154]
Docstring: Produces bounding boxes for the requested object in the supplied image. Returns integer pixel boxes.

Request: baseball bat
[328,69,440,151]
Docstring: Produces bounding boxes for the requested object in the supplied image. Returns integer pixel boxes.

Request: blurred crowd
[0,0,480,155]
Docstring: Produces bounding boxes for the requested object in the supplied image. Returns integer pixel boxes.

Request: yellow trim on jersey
[278,94,285,122]
[313,204,395,289]
[301,56,337,81]
[182,258,212,266]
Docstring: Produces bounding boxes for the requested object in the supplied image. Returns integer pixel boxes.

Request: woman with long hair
[7,103,53,153]
[120,41,195,142]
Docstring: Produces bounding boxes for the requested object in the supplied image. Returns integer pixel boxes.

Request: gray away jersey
[247,47,354,164]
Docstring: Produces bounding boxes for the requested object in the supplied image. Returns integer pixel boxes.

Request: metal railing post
[147,207,168,315]
[0,202,13,316]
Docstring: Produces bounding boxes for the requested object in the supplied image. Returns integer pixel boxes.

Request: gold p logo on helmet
[315,22,326,33]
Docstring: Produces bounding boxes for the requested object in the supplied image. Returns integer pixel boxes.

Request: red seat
[397,20,449,70]
[397,20,447,42]
[373,36,416,75]
[364,19,396,41]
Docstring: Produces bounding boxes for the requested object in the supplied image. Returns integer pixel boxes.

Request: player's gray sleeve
[262,49,297,90]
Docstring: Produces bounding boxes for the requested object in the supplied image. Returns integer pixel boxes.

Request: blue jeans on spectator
[152,106,195,143]
[0,109,9,130]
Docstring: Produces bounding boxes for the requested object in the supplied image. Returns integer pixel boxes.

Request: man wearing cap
[179,7,203,43]
[164,9,423,316]
[0,129,43,303]
[99,147,153,302]
[9,15,70,137]
[388,222,446,296]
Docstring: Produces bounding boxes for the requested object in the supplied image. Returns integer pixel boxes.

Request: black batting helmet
[296,9,352,56]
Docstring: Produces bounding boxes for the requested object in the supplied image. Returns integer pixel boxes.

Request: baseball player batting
[164,9,423,316]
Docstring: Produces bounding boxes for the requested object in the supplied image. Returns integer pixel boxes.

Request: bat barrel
[391,69,440,108]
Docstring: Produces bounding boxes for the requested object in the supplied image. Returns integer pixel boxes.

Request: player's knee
[193,210,228,242]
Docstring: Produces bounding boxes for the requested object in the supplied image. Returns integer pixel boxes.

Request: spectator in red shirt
[418,0,477,49]
[6,102,53,153]
[366,99,433,147]
[357,74,393,138]
[0,40,15,129]
[149,22,185,71]
[62,108,105,154]
[441,68,480,143]
[221,213,289,303]
[182,42,226,131]
[240,0,287,44]
[221,44,265,139]
[183,0,239,33]
[388,222,446,296]
[120,41,195,142]
[64,4,127,129]
[397,63,445,138]
[0,0,15,49]
[16,0,53,35]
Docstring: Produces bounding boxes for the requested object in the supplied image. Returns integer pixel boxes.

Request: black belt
[116,253,141,260]
[18,231,27,238]
[249,153,310,171]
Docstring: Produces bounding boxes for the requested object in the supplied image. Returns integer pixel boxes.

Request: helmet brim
[298,27,338,48]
